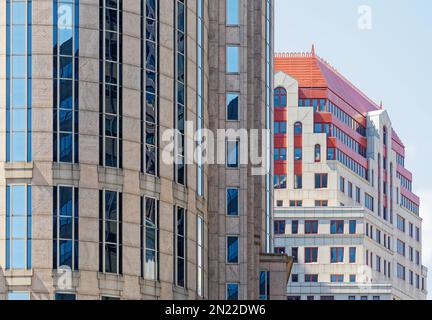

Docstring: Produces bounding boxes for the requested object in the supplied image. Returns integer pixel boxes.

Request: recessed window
[227,140,239,168]
[274,88,287,108]
[315,174,328,189]
[8,292,30,301]
[315,145,321,162]
[226,283,239,300]
[305,247,318,263]
[227,236,239,264]
[330,220,344,234]
[305,221,318,234]
[226,46,239,73]
[294,148,302,161]
[226,93,239,121]
[227,188,239,216]
[291,221,299,234]
[294,122,302,135]
[226,0,239,25]
[331,247,344,263]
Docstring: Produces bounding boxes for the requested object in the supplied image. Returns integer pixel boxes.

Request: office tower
[0,0,290,300]
[272,48,428,300]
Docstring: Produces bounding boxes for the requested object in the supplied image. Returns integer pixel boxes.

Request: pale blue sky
[275,0,432,298]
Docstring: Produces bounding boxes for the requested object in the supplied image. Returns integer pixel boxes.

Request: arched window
[315,144,321,162]
[274,87,287,108]
[294,122,302,135]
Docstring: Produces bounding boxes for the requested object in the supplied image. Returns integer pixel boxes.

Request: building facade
[0,0,291,300]
[272,49,428,300]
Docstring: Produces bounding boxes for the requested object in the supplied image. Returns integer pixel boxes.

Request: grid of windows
[100,0,123,168]
[6,185,32,270]
[141,197,158,280]
[6,0,32,162]
[53,0,79,163]
[142,0,159,176]
[401,195,419,215]
[99,190,122,274]
[336,149,367,180]
[53,186,79,270]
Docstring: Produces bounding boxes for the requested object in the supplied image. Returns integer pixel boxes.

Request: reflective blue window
[227,93,239,121]
[55,293,76,300]
[53,186,79,270]
[7,0,32,163]
[227,283,239,300]
[175,206,186,287]
[227,236,239,264]
[227,188,239,216]
[6,185,32,270]
[227,140,239,168]
[226,46,239,73]
[226,0,239,25]
[8,292,30,301]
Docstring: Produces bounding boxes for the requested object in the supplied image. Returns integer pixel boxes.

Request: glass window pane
[12,132,26,162]
[8,292,29,301]
[12,216,26,238]
[12,25,26,55]
[12,56,26,78]
[227,46,239,73]
[12,2,27,25]
[12,239,26,269]
[12,109,26,132]
[12,79,26,108]
[226,0,239,25]
[227,93,239,120]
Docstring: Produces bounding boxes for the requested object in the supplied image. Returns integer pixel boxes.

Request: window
[294,175,302,189]
[276,200,283,207]
[259,271,270,300]
[197,216,204,297]
[291,274,298,283]
[365,193,374,212]
[397,240,406,257]
[305,274,318,283]
[274,121,287,134]
[305,221,318,234]
[348,182,353,198]
[397,215,406,232]
[349,247,357,263]
[315,145,321,162]
[331,275,344,283]
[339,177,345,193]
[320,296,334,301]
[416,251,420,266]
[350,275,356,283]
[291,221,299,234]
[227,188,239,216]
[294,122,302,135]
[53,186,79,271]
[8,292,30,301]
[274,247,285,254]
[416,227,421,242]
[409,270,414,286]
[226,0,239,25]
[227,236,239,264]
[409,223,414,238]
[349,220,357,234]
[175,206,186,287]
[315,174,328,189]
[331,220,344,234]
[348,296,356,300]
[143,0,159,177]
[226,284,239,300]
[397,264,406,281]
[275,148,287,161]
[174,0,186,184]
[315,200,328,207]
[100,0,122,169]
[226,46,239,73]
[55,293,76,300]
[100,190,122,275]
[6,0,32,163]
[289,200,302,207]
[141,197,159,280]
[291,247,298,263]
[305,247,318,263]
[6,185,32,270]
[227,140,239,168]
[294,148,302,161]
[101,296,120,300]
[274,88,287,108]
[331,247,344,263]
[54,0,79,164]
[327,148,335,160]
[226,93,239,121]
[355,187,361,203]
[274,221,286,235]
[274,175,287,189]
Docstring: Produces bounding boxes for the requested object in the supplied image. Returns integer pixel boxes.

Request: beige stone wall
[0,0,209,300]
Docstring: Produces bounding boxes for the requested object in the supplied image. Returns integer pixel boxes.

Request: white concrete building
[272,50,428,300]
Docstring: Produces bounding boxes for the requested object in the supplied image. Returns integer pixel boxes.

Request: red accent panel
[314,112,332,123]
[294,161,302,175]
[274,110,287,122]
[327,137,337,148]
[298,88,328,99]
[274,161,288,175]
[294,136,302,147]
[274,135,287,148]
